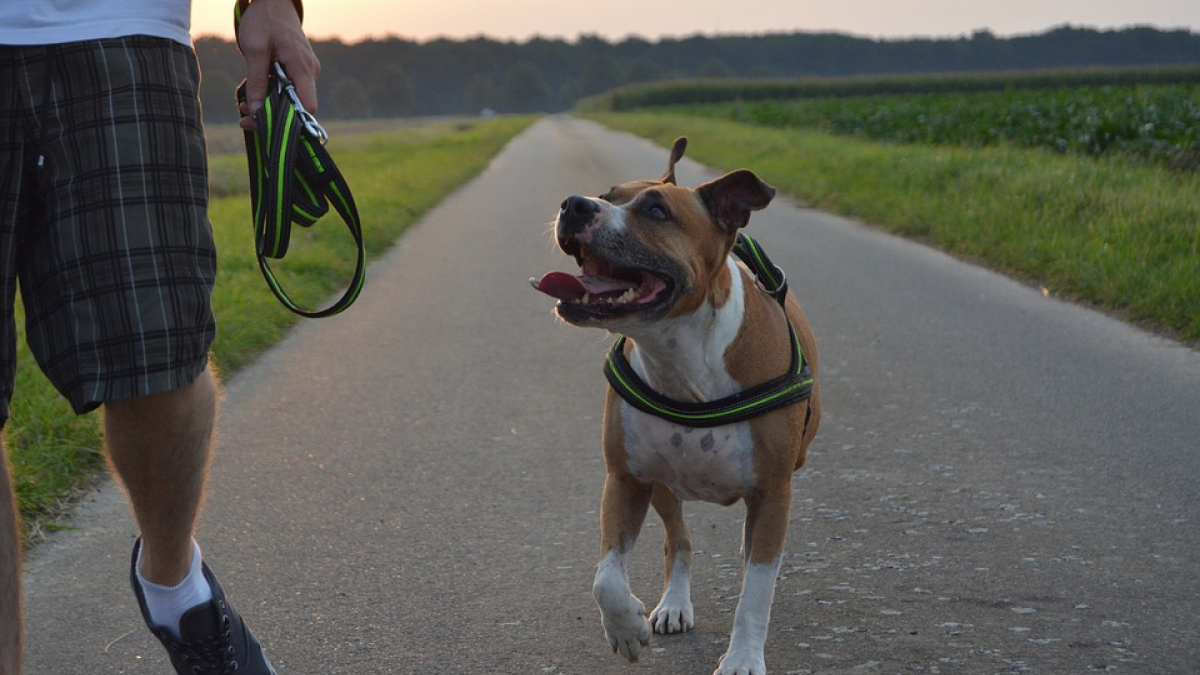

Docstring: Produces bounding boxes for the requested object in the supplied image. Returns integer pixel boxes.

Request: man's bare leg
[108,365,277,673]
[105,367,217,586]
[0,444,21,675]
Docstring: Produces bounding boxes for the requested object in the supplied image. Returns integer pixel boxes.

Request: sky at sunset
[193,0,1200,43]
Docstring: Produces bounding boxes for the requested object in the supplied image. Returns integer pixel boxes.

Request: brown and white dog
[531,138,821,675]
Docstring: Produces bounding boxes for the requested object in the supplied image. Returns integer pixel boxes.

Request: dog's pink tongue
[531,272,639,301]
[532,271,589,301]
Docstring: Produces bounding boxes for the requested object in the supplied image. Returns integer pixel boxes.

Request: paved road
[23,116,1200,674]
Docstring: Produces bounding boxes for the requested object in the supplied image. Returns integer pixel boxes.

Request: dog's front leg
[649,482,695,634]
[594,471,653,662]
[716,485,792,675]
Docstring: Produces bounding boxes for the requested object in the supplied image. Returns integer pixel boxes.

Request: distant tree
[697,57,735,78]
[557,79,581,110]
[577,34,609,51]
[464,74,498,113]
[581,54,620,95]
[192,27,1200,118]
[624,57,664,85]
[198,67,239,124]
[368,62,414,118]
[501,61,552,113]
[746,64,778,78]
[331,78,371,119]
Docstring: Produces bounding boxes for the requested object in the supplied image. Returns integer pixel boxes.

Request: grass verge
[9,116,535,545]
[583,111,1200,344]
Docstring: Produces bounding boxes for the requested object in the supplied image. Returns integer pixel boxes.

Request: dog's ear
[697,169,776,232]
[659,137,688,184]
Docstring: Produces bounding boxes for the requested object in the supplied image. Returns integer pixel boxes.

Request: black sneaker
[130,539,278,674]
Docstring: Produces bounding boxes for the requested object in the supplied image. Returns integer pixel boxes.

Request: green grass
[583,111,1200,343]
[8,116,535,544]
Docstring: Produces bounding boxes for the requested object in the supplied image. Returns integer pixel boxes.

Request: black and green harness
[603,233,815,428]
[234,0,365,318]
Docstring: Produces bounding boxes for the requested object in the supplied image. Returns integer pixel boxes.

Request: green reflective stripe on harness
[602,233,813,428]
[733,232,787,301]
[236,67,366,318]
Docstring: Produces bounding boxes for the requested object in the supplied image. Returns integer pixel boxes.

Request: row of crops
[582,67,1200,170]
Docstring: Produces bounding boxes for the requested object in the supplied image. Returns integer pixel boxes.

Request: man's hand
[236,0,320,130]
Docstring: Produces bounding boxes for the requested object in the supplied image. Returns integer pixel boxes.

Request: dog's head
[532,137,776,328]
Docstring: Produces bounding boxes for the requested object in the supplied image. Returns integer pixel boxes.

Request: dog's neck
[622,256,746,403]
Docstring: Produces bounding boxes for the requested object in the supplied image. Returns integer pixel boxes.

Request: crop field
[674,84,1200,169]
[583,104,1200,343]
[588,66,1200,109]
[583,68,1200,170]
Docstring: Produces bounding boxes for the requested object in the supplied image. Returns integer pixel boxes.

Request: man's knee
[103,366,217,431]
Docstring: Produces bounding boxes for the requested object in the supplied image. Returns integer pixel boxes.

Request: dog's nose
[559,195,600,234]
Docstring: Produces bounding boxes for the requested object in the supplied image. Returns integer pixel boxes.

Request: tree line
[194,25,1200,123]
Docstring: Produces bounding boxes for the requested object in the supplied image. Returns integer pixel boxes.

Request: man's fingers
[289,66,319,114]
[235,0,319,117]
[273,46,320,113]
[244,53,319,116]
[242,50,272,118]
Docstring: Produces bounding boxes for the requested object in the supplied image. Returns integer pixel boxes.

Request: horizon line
[191,20,1199,46]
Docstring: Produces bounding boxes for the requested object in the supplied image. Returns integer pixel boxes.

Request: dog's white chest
[621,407,758,503]
[614,258,759,503]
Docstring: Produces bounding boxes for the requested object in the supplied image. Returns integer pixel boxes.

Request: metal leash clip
[273,62,328,144]
[755,264,787,298]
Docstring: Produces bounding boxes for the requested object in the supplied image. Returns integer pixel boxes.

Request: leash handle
[236,65,366,318]
[233,0,362,318]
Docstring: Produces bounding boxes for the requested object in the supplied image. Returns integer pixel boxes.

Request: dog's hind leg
[715,484,791,675]
[648,482,695,634]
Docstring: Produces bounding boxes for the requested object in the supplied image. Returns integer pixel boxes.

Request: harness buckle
[755,263,787,298]
[272,62,329,145]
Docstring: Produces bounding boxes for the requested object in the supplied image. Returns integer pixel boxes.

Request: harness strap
[234,1,365,318]
[603,233,814,428]
[733,231,788,306]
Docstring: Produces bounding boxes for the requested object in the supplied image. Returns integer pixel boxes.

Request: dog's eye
[646,203,670,220]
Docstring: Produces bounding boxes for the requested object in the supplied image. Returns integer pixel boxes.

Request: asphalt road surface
[22,116,1200,674]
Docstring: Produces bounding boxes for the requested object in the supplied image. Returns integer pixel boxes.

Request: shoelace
[167,617,239,674]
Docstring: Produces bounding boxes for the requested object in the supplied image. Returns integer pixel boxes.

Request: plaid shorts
[0,36,217,418]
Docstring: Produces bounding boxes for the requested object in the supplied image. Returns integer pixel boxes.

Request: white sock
[136,540,214,639]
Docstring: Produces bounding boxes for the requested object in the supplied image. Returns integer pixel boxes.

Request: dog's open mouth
[531,247,672,319]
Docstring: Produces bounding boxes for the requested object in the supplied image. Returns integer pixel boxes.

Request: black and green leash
[603,233,814,428]
[234,0,365,317]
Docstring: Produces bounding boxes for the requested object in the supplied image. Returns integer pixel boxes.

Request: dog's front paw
[713,647,767,675]
[597,593,652,661]
[649,594,694,634]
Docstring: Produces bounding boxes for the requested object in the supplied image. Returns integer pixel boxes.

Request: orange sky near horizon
[192,0,1200,43]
